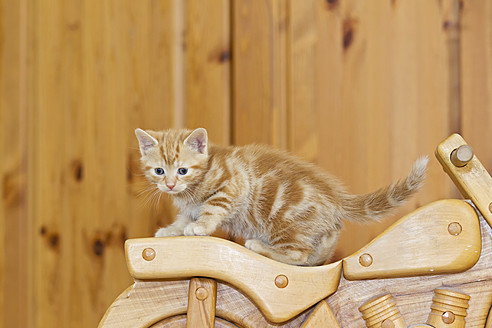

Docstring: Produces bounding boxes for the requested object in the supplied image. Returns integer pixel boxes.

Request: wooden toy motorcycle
[98,134,492,328]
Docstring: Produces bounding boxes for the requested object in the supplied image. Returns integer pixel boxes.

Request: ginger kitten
[135,128,428,266]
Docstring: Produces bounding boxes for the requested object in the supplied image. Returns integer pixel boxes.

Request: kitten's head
[135,128,208,195]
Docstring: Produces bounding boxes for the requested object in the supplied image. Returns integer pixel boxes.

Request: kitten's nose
[166,183,175,190]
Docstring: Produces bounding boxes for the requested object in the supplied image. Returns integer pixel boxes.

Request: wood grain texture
[32,2,77,327]
[125,236,342,323]
[233,0,288,148]
[288,0,320,163]
[343,200,481,279]
[98,280,189,328]
[31,1,183,327]
[0,0,31,327]
[185,0,231,146]
[186,278,217,328]
[327,215,492,328]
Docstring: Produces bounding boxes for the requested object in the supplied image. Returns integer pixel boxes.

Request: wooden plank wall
[1,1,29,327]
[0,1,490,327]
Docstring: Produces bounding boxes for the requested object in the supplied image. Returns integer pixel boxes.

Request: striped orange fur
[135,128,428,266]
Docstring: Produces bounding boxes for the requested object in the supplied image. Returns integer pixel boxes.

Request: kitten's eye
[177,168,188,175]
[154,168,165,175]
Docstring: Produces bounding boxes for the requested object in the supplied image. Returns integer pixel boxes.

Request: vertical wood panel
[0,0,30,327]
[333,0,455,258]
[461,0,492,171]
[288,0,320,162]
[79,1,121,325]
[125,0,182,238]
[84,0,183,325]
[33,1,81,325]
[32,0,184,327]
[233,0,288,148]
[185,0,231,146]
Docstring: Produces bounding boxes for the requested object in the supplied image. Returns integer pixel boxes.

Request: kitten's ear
[184,128,208,154]
[135,128,158,155]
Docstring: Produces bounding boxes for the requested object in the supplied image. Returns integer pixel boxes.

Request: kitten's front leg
[184,192,233,236]
[155,214,192,237]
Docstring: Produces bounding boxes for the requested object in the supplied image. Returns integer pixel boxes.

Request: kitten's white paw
[245,239,264,252]
[183,222,211,236]
[155,226,183,237]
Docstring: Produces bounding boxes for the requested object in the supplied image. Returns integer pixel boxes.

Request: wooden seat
[98,134,492,328]
[125,236,342,322]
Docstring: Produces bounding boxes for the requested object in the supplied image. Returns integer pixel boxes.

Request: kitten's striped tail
[343,156,428,222]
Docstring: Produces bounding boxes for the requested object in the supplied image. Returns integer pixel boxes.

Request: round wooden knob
[195,287,208,301]
[142,248,156,261]
[489,202,492,214]
[442,311,455,324]
[359,253,373,267]
[275,274,289,288]
[448,222,462,236]
[450,145,473,167]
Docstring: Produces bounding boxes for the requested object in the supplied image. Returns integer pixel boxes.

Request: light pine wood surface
[126,236,342,323]
[343,199,481,280]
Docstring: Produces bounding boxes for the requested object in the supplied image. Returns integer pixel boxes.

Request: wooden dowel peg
[195,287,209,301]
[450,145,474,167]
[359,253,373,267]
[142,248,155,261]
[274,274,288,288]
[447,222,462,236]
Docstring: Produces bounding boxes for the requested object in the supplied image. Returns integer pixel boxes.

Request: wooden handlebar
[435,133,492,227]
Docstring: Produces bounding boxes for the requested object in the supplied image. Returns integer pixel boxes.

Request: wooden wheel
[150,315,238,328]
[486,304,492,328]
[98,278,312,328]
